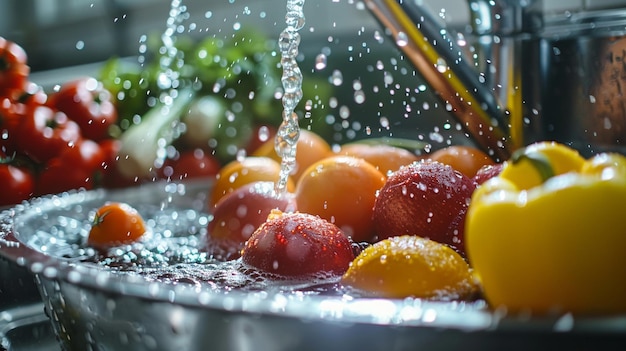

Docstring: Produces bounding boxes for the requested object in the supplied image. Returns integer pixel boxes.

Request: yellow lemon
[341,235,477,299]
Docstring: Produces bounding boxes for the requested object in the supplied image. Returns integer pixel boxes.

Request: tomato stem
[93,209,111,226]
[0,151,16,164]
[0,52,8,72]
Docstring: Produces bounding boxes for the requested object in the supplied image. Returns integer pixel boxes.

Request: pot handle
[364,0,516,161]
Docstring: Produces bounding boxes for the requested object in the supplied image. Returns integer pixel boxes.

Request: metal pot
[0,181,624,351]
[365,0,626,159]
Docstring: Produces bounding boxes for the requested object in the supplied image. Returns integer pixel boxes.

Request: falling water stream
[274,0,305,195]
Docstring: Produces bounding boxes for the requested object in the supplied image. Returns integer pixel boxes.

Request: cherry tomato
[0,37,29,95]
[160,148,221,182]
[0,152,35,207]
[15,104,82,164]
[87,202,147,249]
[36,139,105,196]
[51,77,117,141]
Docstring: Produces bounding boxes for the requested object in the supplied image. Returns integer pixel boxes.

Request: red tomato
[0,37,29,95]
[0,97,23,155]
[16,105,82,164]
[473,163,504,185]
[51,77,117,141]
[241,211,355,278]
[160,148,221,181]
[11,81,48,106]
[1,83,49,155]
[36,139,105,196]
[372,160,476,257]
[98,138,141,189]
[207,181,297,260]
[0,152,35,207]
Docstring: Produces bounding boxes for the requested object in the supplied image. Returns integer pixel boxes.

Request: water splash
[274,0,306,195]
[157,0,189,93]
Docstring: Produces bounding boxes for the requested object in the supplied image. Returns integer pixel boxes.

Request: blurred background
[1,0,622,149]
[1,0,620,72]
[0,0,465,72]
[0,0,469,148]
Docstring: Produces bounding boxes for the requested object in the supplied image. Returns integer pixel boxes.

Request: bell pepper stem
[511,148,556,182]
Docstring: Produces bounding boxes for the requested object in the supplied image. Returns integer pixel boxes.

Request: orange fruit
[210,156,294,207]
[341,235,478,299]
[337,143,422,177]
[295,155,386,242]
[252,129,333,181]
[429,145,495,178]
[87,202,147,249]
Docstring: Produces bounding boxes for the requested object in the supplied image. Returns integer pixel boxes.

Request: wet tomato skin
[1,82,50,155]
[0,37,29,95]
[0,151,35,207]
[473,163,504,185]
[372,160,476,257]
[87,202,147,249]
[241,211,355,278]
[9,81,48,106]
[16,104,82,164]
[51,77,117,141]
[0,97,23,155]
[35,139,105,196]
[207,181,297,260]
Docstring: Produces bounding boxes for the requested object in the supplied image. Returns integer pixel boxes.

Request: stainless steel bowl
[0,181,625,351]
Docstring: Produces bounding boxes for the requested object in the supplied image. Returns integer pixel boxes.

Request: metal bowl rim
[0,180,624,335]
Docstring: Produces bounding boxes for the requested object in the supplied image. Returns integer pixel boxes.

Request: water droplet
[374,30,384,43]
[331,70,343,86]
[423,308,438,323]
[379,116,390,128]
[436,58,447,73]
[396,32,409,47]
[315,53,327,70]
[354,90,366,104]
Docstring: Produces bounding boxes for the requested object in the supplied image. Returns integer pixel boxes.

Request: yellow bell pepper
[466,141,626,315]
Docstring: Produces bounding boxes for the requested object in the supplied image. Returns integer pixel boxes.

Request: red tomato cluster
[0,38,122,207]
[0,37,228,208]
